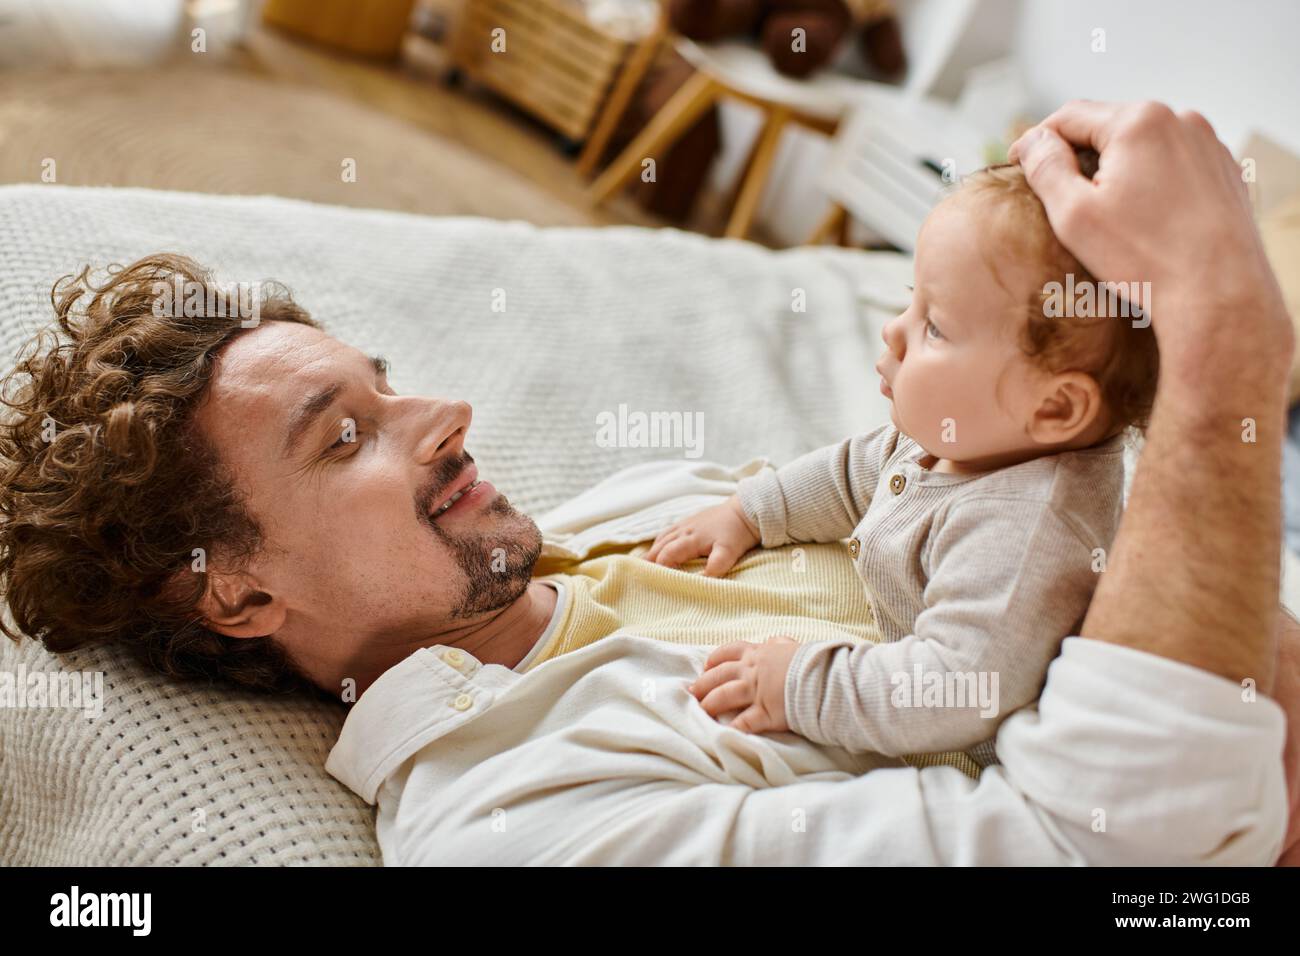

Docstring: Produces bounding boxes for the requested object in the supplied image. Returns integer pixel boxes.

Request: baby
[646,158,1159,767]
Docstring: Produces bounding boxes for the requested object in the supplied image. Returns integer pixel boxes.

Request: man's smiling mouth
[431,478,483,518]
[424,459,500,523]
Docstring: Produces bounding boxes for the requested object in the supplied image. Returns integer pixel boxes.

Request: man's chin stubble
[428,496,543,619]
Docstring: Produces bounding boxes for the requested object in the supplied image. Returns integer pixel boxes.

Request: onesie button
[847,539,860,559]
[451,693,473,712]
[443,648,465,668]
[889,474,906,495]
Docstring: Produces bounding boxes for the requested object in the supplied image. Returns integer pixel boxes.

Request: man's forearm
[1082,338,1292,686]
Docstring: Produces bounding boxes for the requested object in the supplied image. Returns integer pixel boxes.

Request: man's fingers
[1175,107,1217,141]
[1024,98,1124,156]
[699,679,754,717]
[1175,110,1244,199]
[1014,125,1095,241]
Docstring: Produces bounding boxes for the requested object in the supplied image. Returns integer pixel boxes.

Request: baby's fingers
[651,534,704,569]
[689,659,741,700]
[703,542,740,577]
[729,705,772,735]
[700,679,755,718]
[703,640,751,671]
[644,526,681,562]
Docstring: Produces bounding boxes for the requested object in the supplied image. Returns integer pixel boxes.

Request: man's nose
[415,400,472,465]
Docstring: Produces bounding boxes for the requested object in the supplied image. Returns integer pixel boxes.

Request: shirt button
[847,539,860,559]
[451,693,473,712]
[443,648,465,668]
[889,474,906,495]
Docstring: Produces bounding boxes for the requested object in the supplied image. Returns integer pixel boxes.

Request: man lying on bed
[1,100,1296,864]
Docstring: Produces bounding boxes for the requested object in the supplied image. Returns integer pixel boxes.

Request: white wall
[1014,0,1300,156]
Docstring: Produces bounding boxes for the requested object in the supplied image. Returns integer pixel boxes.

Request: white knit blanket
[0,184,909,865]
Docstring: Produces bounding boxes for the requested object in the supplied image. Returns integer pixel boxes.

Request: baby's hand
[644,495,760,576]
[689,636,800,734]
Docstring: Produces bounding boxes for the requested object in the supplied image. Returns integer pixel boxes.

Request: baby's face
[876,192,1052,467]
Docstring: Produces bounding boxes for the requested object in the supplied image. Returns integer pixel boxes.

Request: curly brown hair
[960,159,1160,432]
[0,253,322,694]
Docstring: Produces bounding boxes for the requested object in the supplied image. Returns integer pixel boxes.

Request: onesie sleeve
[735,424,897,547]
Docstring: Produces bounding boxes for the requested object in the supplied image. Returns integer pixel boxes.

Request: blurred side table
[586,37,857,241]
[262,0,417,58]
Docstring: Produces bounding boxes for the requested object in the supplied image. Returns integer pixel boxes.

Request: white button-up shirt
[325,457,1288,865]
[326,633,1286,865]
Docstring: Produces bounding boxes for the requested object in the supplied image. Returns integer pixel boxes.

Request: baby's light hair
[955,156,1159,432]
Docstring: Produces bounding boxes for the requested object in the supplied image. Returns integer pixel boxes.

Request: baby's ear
[1028,372,1104,445]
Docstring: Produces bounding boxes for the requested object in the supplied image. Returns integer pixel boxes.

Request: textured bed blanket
[0,184,908,865]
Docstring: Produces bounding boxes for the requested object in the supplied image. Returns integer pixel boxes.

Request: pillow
[0,614,381,864]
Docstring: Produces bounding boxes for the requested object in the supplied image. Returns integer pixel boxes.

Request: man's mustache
[416,451,475,523]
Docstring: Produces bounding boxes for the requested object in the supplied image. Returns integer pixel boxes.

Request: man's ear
[196,568,287,639]
[1027,371,1104,446]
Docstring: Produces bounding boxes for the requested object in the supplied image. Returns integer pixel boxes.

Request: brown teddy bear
[668,0,906,80]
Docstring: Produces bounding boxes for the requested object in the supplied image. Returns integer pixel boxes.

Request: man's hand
[689,636,800,734]
[1009,100,1292,377]
[645,495,761,576]
[1012,100,1293,685]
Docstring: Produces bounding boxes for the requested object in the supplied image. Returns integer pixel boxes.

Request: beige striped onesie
[736,424,1126,767]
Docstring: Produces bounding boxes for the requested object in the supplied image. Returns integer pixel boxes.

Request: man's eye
[329,428,361,452]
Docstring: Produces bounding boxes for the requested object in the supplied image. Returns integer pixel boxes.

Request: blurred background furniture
[816,58,1019,251]
[1,0,1296,248]
[587,32,858,239]
[262,0,418,58]
[447,0,637,146]
[583,0,1005,242]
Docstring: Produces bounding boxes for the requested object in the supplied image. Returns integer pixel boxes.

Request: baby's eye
[925,319,944,340]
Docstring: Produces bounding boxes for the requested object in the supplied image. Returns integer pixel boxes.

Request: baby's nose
[881,318,904,358]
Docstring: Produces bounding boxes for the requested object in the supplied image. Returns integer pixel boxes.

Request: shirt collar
[325,645,517,804]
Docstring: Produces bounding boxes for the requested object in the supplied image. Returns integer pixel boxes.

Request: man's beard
[427,495,542,619]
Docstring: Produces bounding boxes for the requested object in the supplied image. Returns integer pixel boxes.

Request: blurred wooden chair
[582,0,990,246]
[816,85,986,251]
[580,14,860,241]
